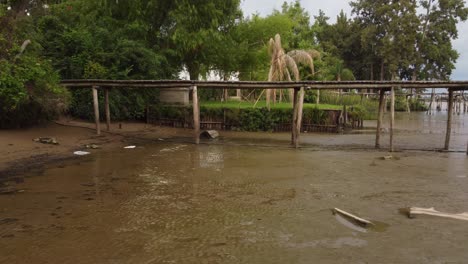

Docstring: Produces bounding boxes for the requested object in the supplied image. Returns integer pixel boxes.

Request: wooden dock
[61,80,468,153]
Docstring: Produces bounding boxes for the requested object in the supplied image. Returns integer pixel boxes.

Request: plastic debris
[124,145,136,149]
[73,151,90,156]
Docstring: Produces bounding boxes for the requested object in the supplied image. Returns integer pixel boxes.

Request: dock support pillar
[294,87,305,148]
[390,87,395,152]
[92,86,101,135]
[192,85,200,144]
[104,88,111,131]
[291,88,299,145]
[375,89,385,148]
[445,89,454,150]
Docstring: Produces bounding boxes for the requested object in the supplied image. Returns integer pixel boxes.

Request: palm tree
[265,34,319,109]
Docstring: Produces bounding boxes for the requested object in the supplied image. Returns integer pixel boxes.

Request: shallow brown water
[1,112,468,263]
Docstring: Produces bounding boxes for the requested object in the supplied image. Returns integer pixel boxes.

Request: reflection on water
[1,112,468,263]
[198,145,224,169]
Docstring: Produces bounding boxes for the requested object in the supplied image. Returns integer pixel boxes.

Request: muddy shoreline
[0,120,194,183]
[2,112,467,182]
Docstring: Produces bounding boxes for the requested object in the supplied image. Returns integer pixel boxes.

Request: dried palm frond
[285,55,300,81]
[307,49,321,59]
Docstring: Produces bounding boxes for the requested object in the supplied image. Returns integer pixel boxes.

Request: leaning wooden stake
[408,207,468,221]
[104,88,111,131]
[291,88,299,145]
[92,86,101,135]
[333,208,373,226]
[192,85,200,144]
[444,89,454,150]
[294,87,305,148]
[375,89,385,148]
[390,87,395,152]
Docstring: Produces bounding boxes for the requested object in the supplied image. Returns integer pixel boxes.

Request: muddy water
[1,113,468,263]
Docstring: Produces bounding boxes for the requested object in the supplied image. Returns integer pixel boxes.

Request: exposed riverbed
[1,112,467,263]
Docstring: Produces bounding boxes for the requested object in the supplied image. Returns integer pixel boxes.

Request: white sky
[241,0,468,80]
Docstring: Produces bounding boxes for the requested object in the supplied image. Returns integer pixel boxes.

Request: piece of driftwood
[333,208,373,226]
[408,207,468,221]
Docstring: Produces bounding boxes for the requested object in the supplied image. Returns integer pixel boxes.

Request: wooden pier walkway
[61,80,468,153]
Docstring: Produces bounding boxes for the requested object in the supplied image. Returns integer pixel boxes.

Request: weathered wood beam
[104,88,111,131]
[375,89,386,148]
[92,86,101,135]
[61,80,468,90]
[192,85,200,144]
[445,89,454,150]
[408,207,468,221]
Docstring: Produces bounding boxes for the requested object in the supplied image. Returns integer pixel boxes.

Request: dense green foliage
[0,2,69,128]
[1,0,466,128]
[150,105,334,132]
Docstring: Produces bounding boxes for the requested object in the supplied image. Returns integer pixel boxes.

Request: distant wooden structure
[61,80,468,153]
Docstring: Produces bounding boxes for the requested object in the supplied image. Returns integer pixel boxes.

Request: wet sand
[1,112,468,263]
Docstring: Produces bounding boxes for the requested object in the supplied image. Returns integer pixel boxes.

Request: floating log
[408,207,468,221]
[333,208,373,226]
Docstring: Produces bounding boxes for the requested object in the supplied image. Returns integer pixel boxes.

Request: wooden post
[375,89,385,148]
[406,95,411,113]
[383,95,387,113]
[343,105,347,125]
[390,87,395,152]
[104,88,111,131]
[294,87,305,148]
[316,89,320,105]
[192,85,200,144]
[291,88,299,145]
[92,86,101,135]
[444,89,454,150]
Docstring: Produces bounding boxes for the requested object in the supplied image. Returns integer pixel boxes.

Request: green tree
[351,0,419,80]
[168,0,242,80]
[414,0,468,80]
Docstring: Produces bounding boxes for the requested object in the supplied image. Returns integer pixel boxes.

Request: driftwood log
[333,208,373,226]
[408,207,468,221]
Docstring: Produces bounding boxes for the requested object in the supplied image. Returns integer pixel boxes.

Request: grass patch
[201,100,342,110]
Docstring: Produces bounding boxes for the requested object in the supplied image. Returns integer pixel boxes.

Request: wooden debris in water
[201,130,219,139]
[33,137,59,145]
[332,208,373,226]
[407,207,468,221]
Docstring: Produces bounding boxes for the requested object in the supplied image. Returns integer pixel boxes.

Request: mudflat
[1,112,467,263]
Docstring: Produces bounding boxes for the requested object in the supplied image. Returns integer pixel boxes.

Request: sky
[240,0,468,80]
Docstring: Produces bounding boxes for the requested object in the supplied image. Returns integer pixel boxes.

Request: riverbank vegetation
[149,104,339,132]
[0,0,466,128]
